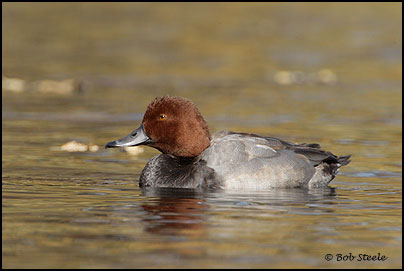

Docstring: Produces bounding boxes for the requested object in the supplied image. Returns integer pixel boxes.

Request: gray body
[139,131,351,189]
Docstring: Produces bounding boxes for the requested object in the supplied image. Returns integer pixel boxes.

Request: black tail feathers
[337,155,351,166]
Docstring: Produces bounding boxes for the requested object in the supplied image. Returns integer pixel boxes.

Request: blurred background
[2,3,402,269]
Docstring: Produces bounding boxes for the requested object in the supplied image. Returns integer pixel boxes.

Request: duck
[106,96,351,189]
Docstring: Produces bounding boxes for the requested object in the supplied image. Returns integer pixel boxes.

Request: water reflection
[139,186,338,236]
[213,187,339,216]
[140,187,209,236]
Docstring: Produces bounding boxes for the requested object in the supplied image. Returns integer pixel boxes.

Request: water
[2,3,402,268]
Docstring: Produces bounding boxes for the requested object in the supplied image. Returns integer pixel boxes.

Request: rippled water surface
[2,3,402,268]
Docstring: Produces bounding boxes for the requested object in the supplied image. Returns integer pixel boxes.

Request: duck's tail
[337,154,351,167]
[308,154,351,188]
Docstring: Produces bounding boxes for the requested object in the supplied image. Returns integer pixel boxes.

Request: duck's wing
[213,130,351,167]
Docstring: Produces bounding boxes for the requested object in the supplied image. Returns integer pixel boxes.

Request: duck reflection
[139,186,337,236]
[140,187,210,236]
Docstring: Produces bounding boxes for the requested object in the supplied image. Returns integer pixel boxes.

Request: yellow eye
[159,114,167,120]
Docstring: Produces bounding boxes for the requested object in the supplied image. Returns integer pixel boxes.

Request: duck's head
[106,96,211,157]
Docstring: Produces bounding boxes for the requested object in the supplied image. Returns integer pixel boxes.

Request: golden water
[2,3,402,268]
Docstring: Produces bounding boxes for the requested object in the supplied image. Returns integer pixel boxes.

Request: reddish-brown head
[141,96,211,157]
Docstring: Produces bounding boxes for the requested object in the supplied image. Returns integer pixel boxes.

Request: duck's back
[201,131,351,189]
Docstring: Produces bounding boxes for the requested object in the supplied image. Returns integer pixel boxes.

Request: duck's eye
[159,114,167,120]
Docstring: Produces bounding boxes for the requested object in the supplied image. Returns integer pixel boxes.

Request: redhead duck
[106,96,351,189]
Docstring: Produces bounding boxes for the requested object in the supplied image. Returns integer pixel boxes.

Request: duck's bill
[105,124,151,148]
